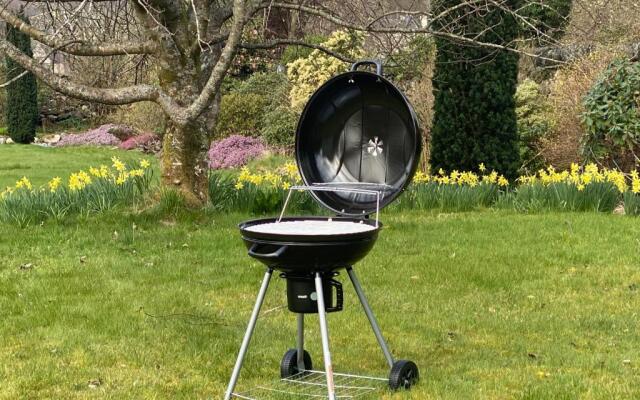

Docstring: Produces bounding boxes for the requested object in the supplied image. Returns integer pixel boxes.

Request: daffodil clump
[394,164,507,212]
[413,164,510,188]
[208,160,640,215]
[511,163,637,213]
[518,163,629,193]
[0,157,153,226]
[209,162,319,214]
[234,162,301,191]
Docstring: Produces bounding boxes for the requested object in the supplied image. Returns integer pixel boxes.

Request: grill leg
[224,268,273,400]
[347,267,395,368]
[297,313,306,371]
[314,272,336,400]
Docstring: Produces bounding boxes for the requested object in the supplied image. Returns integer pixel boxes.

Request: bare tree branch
[0,35,177,110]
[264,1,567,64]
[179,0,247,123]
[240,38,355,63]
[0,39,81,88]
[0,5,157,55]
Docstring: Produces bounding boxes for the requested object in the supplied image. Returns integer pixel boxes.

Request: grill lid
[295,60,421,216]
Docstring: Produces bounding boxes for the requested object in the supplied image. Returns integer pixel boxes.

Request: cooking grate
[232,370,386,399]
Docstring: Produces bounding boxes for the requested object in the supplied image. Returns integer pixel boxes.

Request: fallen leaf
[79,256,87,263]
[528,352,538,359]
[19,263,34,270]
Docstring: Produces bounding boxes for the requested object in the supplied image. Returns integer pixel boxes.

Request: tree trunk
[161,119,209,206]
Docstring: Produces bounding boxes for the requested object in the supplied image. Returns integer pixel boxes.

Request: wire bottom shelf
[232,370,387,399]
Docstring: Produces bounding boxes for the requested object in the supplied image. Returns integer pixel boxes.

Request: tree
[430,0,522,179]
[0,0,567,204]
[5,9,37,144]
[430,0,573,179]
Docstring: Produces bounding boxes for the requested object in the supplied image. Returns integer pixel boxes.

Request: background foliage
[287,30,365,111]
[582,58,640,170]
[515,79,554,173]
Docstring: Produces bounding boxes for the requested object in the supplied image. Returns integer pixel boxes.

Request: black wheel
[389,360,419,390]
[280,349,313,378]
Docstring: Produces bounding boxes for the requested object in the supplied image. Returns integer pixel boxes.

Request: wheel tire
[389,360,419,390]
[280,349,313,378]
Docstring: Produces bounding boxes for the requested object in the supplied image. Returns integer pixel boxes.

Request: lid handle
[350,59,383,76]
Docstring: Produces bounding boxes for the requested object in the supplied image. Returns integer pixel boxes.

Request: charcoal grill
[225,60,421,400]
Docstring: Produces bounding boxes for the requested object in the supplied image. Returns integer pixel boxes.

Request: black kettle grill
[225,60,422,400]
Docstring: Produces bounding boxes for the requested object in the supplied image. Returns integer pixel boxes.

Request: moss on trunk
[161,120,209,206]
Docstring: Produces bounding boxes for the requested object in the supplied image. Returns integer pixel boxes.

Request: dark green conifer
[5,9,38,144]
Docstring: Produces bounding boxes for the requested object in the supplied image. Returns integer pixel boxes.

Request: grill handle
[350,59,383,76]
[248,244,288,260]
[325,279,343,313]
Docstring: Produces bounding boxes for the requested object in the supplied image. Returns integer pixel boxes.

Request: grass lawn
[0,145,157,189]
[2,209,640,399]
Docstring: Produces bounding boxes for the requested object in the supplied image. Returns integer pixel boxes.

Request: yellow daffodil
[89,167,101,177]
[1,186,14,198]
[283,162,299,178]
[633,177,640,194]
[234,181,244,190]
[111,156,126,172]
[585,163,599,175]
[99,165,110,178]
[140,159,151,169]
[497,176,509,187]
[48,177,62,193]
[129,169,144,177]
[282,182,291,190]
[479,163,486,172]
[570,163,580,175]
[78,171,92,185]
[238,166,251,183]
[115,173,128,185]
[15,176,32,190]
[248,174,263,185]
[68,173,84,191]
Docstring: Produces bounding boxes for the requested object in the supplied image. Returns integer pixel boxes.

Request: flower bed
[209,161,640,215]
[0,157,153,225]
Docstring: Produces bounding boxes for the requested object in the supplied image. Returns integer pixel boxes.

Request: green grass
[2,146,640,398]
[0,145,157,189]
[2,210,640,399]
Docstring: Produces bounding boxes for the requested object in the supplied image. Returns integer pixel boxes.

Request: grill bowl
[239,217,381,273]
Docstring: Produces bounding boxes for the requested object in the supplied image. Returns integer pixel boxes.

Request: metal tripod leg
[296,313,305,371]
[346,267,395,368]
[314,273,336,400]
[224,268,273,400]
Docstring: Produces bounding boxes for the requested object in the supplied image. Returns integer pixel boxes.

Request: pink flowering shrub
[56,124,122,147]
[119,133,158,150]
[208,135,266,169]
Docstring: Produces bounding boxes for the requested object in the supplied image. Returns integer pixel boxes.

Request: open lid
[295,60,422,216]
